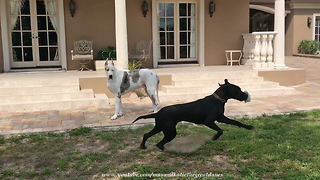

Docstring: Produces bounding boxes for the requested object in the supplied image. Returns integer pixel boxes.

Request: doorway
[9,0,60,68]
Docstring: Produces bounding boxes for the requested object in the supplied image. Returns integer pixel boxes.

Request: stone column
[115,0,129,70]
[274,0,287,69]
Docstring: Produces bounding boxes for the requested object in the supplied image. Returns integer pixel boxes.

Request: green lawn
[1,110,320,179]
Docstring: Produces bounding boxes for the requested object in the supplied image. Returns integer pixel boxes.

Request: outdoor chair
[71,40,93,71]
[128,40,153,62]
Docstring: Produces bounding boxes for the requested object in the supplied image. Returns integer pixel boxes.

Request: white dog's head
[105,60,116,81]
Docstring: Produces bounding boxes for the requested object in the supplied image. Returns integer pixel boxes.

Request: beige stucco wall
[205,0,249,65]
[64,0,153,70]
[0,19,3,73]
[286,9,316,55]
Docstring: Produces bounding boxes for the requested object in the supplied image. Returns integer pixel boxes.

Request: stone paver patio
[1,56,320,136]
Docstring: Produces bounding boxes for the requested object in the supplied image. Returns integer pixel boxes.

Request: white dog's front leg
[111,96,121,120]
[118,98,123,117]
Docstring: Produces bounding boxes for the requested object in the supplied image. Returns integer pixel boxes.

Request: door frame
[0,0,67,71]
[152,0,204,68]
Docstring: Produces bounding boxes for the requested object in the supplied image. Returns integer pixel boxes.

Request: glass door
[10,0,60,68]
[157,1,197,63]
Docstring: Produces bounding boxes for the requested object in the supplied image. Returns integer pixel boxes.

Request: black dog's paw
[156,144,164,151]
[140,144,147,149]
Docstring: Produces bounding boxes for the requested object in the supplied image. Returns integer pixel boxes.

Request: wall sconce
[209,1,215,18]
[69,0,76,18]
[142,0,148,18]
[307,17,312,28]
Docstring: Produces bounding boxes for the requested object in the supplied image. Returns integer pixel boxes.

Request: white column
[199,0,205,66]
[274,0,287,68]
[0,0,11,72]
[115,0,129,70]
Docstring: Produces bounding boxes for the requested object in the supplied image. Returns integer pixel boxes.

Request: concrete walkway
[1,56,320,136]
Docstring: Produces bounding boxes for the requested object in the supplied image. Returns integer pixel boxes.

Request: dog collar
[213,93,227,103]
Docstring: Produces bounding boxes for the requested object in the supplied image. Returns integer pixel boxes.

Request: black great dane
[132,79,254,151]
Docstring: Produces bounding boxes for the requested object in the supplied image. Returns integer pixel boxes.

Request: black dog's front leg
[217,115,253,130]
[204,119,223,141]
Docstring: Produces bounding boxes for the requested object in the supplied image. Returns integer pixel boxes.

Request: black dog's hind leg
[204,120,224,141]
[156,127,177,150]
[140,126,161,149]
[217,115,253,130]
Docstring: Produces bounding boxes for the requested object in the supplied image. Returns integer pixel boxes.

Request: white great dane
[105,61,160,120]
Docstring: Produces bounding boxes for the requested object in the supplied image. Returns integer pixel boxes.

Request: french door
[157,0,197,63]
[9,0,60,68]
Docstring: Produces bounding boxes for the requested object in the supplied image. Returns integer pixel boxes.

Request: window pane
[20,1,30,15]
[12,32,21,46]
[179,3,186,16]
[24,47,33,61]
[180,32,187,45]
[167,46,174,59]
[180,18,187,31]
[188,3,196,17]
[50,47,58,61]
[21,16,31,30]
[189,18,196,30]
[39,47,48,61]
[12,16,21,30]
[167,18,174,31]
[158,3,165,17]
[316,27,319,35]
[167,32,174,45]
[23,32,32,46]
[160,32,165,45]
[38,32,48,46]
[166,3,174,17]
[189,45,196,58]
[10,0,21,15]
[180,46,187,58]
[159,18,165,31]
[160,46,166,59]
[37,16,47,30]
[189,32,196,44]
[13,48,22,62]
[37,0,46,15]
[48,16,56,30]
[49,32,58,45]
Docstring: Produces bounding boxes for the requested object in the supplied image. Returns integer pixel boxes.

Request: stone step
[0,89,94,103]
[0,84,79,95]
[162,82,279,94]
[171,71,259,81]
[0,94,109,112]
[157,87,298,102]
[0,78,78,87]
[172,77,264,86]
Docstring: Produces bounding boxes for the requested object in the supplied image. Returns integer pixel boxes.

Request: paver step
[171,71,259,81]
[0,84,79,95]
[172,77,264,86]
[0,78,78,87]
[162,82,279,94]
[0,94,109,112]
[0,89,94,103]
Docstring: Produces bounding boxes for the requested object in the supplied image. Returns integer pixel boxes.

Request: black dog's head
[215,79,251,103]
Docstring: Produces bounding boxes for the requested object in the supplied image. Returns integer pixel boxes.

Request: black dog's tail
[132,112,158,124]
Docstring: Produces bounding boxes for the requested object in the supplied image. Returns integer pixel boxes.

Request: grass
[1,110,320,179]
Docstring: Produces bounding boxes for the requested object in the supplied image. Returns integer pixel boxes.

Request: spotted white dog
[105,61,160,120]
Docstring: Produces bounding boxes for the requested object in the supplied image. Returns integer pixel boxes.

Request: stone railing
[242,32,277,69]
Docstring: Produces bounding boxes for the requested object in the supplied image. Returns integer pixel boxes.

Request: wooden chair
[71,40,93,71]
[129,40,153,62]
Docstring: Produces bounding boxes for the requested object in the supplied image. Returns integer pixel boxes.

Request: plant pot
[95,60,117,70]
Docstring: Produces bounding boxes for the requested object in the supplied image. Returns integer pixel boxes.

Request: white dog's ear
[111,60,114,66]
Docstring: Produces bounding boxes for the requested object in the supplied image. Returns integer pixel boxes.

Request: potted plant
[95,46,117,70]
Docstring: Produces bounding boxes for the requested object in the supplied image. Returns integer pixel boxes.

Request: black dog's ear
[224,79,230,84]
[218,82,222,86]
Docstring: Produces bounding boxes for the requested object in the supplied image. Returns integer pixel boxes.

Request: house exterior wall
[64,0,153,70]
[289,9,316,55]
[0,19,3,73]
[204,0,249,66]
